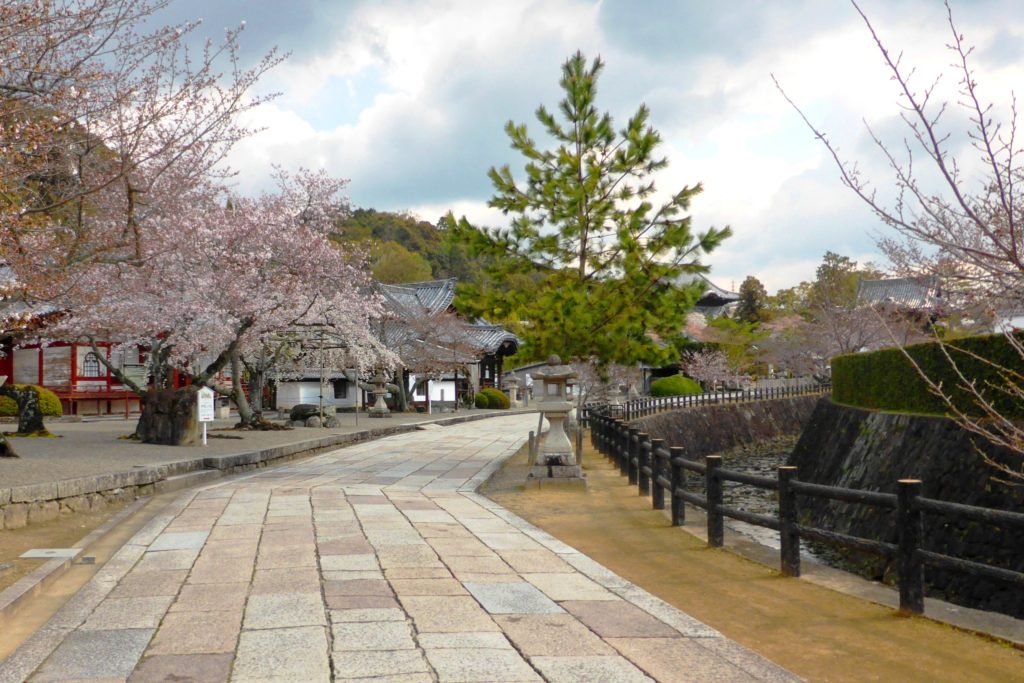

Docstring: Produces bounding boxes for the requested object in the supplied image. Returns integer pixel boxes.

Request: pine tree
[452,52,730,366]
[734,276,768,323]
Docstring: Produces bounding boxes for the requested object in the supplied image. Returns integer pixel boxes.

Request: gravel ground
[0,409,509,488]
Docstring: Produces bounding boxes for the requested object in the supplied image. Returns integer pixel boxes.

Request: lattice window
[81,352,103,378]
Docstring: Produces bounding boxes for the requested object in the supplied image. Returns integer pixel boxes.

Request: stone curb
[0,498,148,617]
[0,409,535,531]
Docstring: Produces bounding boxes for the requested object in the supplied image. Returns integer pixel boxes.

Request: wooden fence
[587,408,1024,615]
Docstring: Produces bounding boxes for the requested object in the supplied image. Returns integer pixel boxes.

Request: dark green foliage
[734,276,768,323]
[478,387,510,409]
[650,375,702,397]
[451,52,730,367]
[474,393,490,409]
[0,384,62,417]
[831,333,1024,418]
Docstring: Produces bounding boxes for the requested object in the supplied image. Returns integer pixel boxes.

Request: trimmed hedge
[474,393,489,409]
[831,333,1024,418]
[478,387,510,409]
[0,384,63,417]
[650,375,702,397]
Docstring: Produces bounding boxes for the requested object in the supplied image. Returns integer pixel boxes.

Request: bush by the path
[650,375,702,397]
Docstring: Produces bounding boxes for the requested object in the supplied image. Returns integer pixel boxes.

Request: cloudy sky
[162,0,1022,293]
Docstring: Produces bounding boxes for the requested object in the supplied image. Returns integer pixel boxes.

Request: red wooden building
[0,339,145,416]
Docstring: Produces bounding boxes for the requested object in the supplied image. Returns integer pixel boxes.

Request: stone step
[153,469,222,494]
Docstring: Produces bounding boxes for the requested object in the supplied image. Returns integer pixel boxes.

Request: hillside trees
[779,2,1024,481]
[451,52,731,368]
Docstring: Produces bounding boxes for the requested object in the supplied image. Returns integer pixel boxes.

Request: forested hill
[331,208,482,286]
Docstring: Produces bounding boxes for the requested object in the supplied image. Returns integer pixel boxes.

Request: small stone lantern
[528,355,585,485]
[368,370,392,418]
[504,374,522,408]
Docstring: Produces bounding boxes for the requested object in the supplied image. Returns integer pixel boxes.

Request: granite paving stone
[530,655,654,683]
[463,581,563,615]
[523,572,619,601]
[243,593,327,629]
[608,638,761,682]
[81,596,174,630]
[331,650,431,679]
[29,628,155,682]
[146,609,242,655]
[423,648,542,682]
[331,621,417,651]
[169,582,249,612]
[232,626,330,682]
[495,614,617,656]
[562,600,682,638]
[148,530,210,552]
[7,414,798,683]
[128,653,234,683]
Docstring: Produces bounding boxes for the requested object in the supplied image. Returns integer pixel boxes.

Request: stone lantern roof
[532,355,577,382]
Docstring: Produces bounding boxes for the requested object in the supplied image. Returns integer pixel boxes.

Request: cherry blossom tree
[681,349,730,390]
[0,0,281,451]
[777,1,1024,481]
[47,170,391,444]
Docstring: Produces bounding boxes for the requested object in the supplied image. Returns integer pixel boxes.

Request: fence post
[618,421,626,475]
[528,431,536,465]
[669,446,685,526]
[897,479,925,614]
[778,466,800,577]
[627,428,639,484]
[706,455,724,547]
[637,433,651,496]
[650,438,666,510]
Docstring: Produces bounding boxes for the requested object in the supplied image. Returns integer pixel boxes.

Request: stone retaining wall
[788,399,1024,619]
[0,410,527,530]
[632,395,820,458]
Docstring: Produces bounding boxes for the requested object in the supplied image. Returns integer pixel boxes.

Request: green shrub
[479,387,510,409]
[0,385,63,417]
[650,375,702,397]
[831,332,1024,418]
[474,393,489,409]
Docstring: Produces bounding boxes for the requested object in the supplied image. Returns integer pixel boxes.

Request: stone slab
[148,531,210,552]
[562,599,681,638]
[463,581,563,615]
[232,626,330,682]
[530,655,653,683]
[128,653,234,683]
[19,548,81,560]
[30,628,154,682]
[243,593,327,630]
[331,621,417,651]
[495,614,615,656]
[607,637,760,682]
[332,650,431,679]
[423,648,541,682]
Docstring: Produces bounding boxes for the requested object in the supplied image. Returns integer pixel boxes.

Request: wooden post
[651,438,666,510]
[898,479,925,614]
[627,428,639,484]
[778,466,800,577]
[637,433,651,496]
[669,446,685,526]
[706,455,724,547]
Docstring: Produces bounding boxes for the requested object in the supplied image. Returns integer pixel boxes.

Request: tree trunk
[0,384,47,436]
[135,386,200,445]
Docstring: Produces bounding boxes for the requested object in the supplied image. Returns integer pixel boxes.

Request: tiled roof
[857,277,940,309]
[379,279,456,318]
[674,272,740,306]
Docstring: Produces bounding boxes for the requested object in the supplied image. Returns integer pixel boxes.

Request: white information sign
[197,386,216,446]
[197,387,216,422]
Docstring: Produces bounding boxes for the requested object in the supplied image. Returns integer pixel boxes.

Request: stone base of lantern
[526,457,586,489]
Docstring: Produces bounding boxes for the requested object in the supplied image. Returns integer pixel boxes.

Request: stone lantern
[528,355,585,485]
[504,374,522,408]
[367,370,392,418]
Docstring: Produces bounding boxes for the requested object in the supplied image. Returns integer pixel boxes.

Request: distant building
[857,276,942,312]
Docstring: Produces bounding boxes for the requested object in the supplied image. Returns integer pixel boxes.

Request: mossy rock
[0,385,63,417]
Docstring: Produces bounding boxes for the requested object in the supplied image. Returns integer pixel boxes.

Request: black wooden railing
[588,411,1024,615]
[580,383,827,425]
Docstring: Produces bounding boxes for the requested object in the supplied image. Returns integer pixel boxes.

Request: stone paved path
[1,414,798,682]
